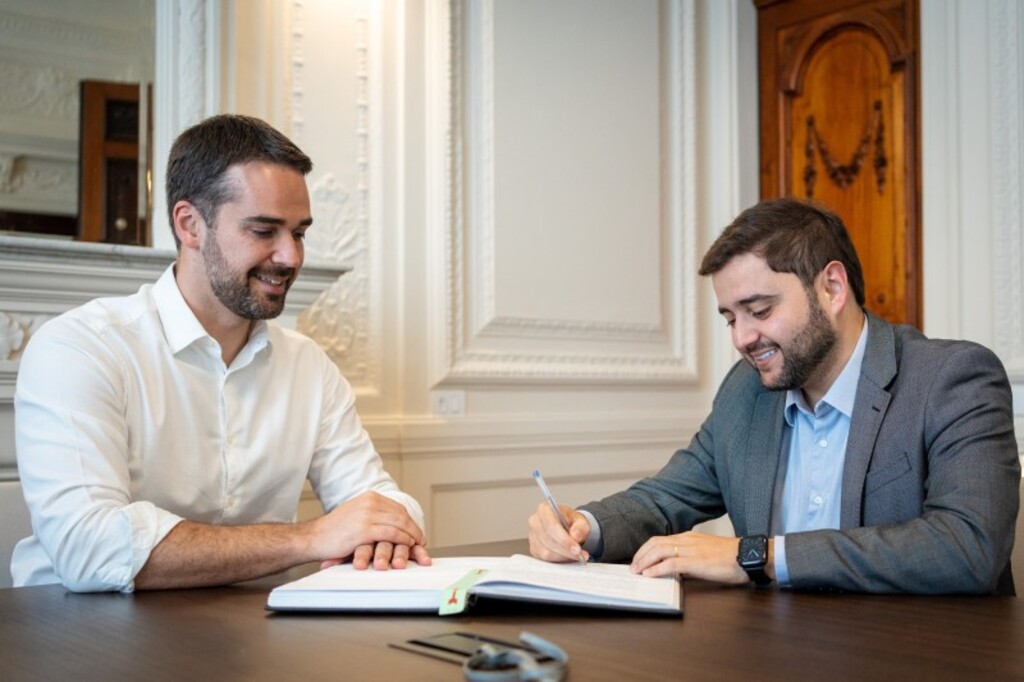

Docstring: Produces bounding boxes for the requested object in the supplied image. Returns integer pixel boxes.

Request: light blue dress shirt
[773,318,868,585]
[579,318,869,587]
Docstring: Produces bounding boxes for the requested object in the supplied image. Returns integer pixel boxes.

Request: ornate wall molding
[0,60,77,121]
[0,313,27,361]
[478,316,666,343]
[303,174,359,265]
[991,0,1024,379]
[293,0,382,393]
[0,10,141,56]
[299,173,368,379]
[437,0,698,385]
[290,0,307,141]
[0,153,76,214]
[0,235,348,379]
[152,0,220,251]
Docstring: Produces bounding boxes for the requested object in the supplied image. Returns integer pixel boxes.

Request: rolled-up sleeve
[305,358,424,533]
[14,320,181,592]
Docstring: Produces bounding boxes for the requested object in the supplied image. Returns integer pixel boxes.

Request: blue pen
[532,470,586,565]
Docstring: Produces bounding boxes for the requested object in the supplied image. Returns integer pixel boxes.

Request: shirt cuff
[773,535,790,586]
[125,504,184,593]
[577,509,603,558]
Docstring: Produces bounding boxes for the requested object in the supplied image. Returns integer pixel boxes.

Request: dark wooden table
[3,540,1023,681]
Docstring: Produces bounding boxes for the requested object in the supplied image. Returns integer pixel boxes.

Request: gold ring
[673,545,679,557]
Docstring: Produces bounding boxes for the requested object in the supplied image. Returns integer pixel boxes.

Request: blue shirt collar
[785,315,869,423]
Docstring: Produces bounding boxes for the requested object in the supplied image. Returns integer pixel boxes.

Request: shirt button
[226,496,235,507]
[818,439,828,448]
[813,496,824,505]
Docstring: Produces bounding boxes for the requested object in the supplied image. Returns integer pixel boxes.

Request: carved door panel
[756,0,920,327]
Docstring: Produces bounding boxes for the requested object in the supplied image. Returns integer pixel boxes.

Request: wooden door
[78,80,147,245]
[756,0,920,327]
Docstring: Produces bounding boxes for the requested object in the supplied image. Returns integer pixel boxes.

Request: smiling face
[712,253,839,397]
[197,162,312,321]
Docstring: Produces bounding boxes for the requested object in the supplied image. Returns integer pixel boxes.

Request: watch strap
[745,566,772,587]
[737,534,772,586]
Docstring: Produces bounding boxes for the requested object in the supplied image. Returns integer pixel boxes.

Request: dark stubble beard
[202,229,295,320]
[756,289,838,391]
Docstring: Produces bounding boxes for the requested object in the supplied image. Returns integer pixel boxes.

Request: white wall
[920,0,1024,442]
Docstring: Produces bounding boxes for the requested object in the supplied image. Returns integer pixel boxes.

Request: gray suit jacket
[583,313,1020,594]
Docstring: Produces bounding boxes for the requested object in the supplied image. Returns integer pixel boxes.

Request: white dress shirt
[12,265,423,592]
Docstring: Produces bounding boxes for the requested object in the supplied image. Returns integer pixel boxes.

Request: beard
[747,290,837,391]
[202,231,295,320]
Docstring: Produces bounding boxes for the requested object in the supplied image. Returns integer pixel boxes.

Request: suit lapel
[840,314,897,528]
[744,389,786,536]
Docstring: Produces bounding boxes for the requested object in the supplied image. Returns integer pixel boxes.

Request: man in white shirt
[12,114,429,592]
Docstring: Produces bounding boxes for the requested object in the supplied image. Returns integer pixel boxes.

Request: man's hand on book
[527,501,590,563]
[629,532,766,585]
[312,491,430,570]
[320,542,432,571]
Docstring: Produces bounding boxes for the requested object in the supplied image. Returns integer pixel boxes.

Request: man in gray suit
[528,198,1020,594]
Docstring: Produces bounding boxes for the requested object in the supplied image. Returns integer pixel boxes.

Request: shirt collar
[785,315,869,423]
[153,264,270,356]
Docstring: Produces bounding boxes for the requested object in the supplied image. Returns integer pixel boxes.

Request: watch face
[738,535,768,568]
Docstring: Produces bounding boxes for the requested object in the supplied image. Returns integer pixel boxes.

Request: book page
[272,557,506,593]
[478,554,678,607]
[267,554,679,613]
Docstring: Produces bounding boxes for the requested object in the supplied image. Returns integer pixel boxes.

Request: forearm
[134,519,318,589]
[583,476,722,563]
[134,490,427,589]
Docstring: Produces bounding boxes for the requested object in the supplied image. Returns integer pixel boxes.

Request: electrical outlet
[430,389,466,416]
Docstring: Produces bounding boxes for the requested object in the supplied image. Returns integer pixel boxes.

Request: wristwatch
[737,534,772,586]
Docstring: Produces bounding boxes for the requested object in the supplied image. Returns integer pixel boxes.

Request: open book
[267,554,681,616]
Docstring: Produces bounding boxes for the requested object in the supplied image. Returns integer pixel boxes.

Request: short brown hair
[165,114,313,248]
[698,198,866,307]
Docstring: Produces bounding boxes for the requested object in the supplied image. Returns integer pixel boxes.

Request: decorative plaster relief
[298,173,370,384]
[0,314,25,361]
[292,0,380,392]
[0,155,75,198]
[0,154,12,190]
[0,60,77,121]
[303,174,358,264]
[299,280,365,377]
[0,313,49,362]
[0,10,140,56]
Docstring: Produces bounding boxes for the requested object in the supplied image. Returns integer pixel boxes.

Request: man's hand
[527,501,590,563]
[311,491,427,569]
[630,532,773,585]
[320,542,432,571]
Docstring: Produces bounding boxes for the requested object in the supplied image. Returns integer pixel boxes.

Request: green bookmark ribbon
[439,568,488,615]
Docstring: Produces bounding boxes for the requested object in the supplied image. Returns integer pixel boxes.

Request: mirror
[0,0,154,244]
